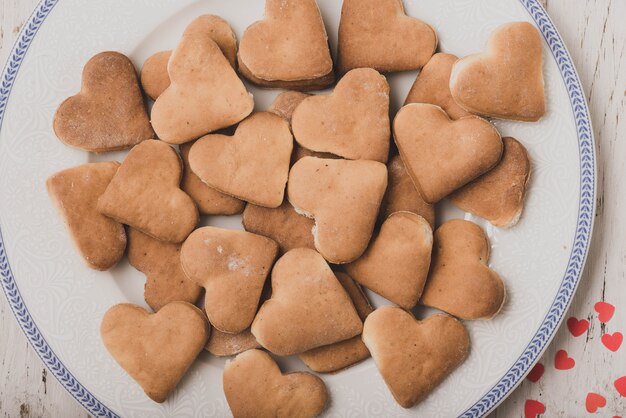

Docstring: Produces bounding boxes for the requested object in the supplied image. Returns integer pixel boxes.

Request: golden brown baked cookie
[421,219,506,320]
[393,103,503,203]
[404,53,470,120]
[378,155,435,227]
[100,302,209,403]
[46,162,126,270]
[287,157,387,264]
[188,112,293,208]
[449,137,531,227]
[346,212,432,309]
[205,327,260,357]
[362,307,470,408]
[151,32,253,144]
[127,228,202,311]
[268,91,309,122]
[242,200,315,255]
[237,0,334,90]
[291,68,390,163]
[53,51,153,152]
[180,226,278,333]
[251,248,363,355]
[139,51,172,101]
[179,141,244,216]
[298,272,373,373]
[97,140,198,243]
[450,22,545,121]
[337,0,437,74]
[224,349,328,418]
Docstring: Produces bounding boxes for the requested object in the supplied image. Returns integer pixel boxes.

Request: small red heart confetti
[524,399,546,418]
[527,363,544,383]
[567,317,589,337]
[595,301,615,322]
[601,332,623,352]
[554,349,575,370]
[585,392,606,413]
[614,376,626,397]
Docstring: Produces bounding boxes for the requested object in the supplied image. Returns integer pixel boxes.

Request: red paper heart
[524,399,545,418]
[527,363,544,383]
[585,392,606,413]
[567,317,589,337]
[595,301,615,322]
[601,332,623,352]
[615,376,626,397]
[554,349,575,370]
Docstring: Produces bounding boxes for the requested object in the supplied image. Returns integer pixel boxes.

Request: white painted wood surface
[0,0,623,416]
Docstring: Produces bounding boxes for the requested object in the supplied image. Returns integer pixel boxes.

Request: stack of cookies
[47,0,542,415]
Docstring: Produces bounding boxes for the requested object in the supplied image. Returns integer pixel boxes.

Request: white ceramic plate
[0,0,595,417]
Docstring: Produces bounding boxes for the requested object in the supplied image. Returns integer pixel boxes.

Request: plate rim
[0,1,596,417]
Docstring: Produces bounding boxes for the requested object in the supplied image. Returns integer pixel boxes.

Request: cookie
[337,0,437,73]
[421,219,506,320]
[298,272,373,373]
[97,140,198,243]
[237,0,334,90]
[242,200,315,255]
[224,349,328,418]
[127,228,202,311]
[180,142,245,216]
[251,248,363,355]
[151,32,253,144]
[100,302,209,403]
[188,112,293,208]
[140,15,238,100]
[449,22,545,121]
[180,226,278,333]
[449,137,531,227]
[362,307,470,408]
[378,155,435,227]
[46,162,126,270]
[205,327,260,357]
[393,103,503,203]
[404,53,470,120]
[53,51,153,152]
[346,212,432,309]
[268,91,309,122]
[287,157,387,264]
[291,68,390,163]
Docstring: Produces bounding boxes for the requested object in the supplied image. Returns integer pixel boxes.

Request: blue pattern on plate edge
[0,0,595,417]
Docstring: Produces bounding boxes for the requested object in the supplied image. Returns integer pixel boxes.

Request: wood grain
[1,0,624,417]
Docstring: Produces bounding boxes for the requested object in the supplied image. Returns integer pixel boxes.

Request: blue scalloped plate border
[0,0,595,417]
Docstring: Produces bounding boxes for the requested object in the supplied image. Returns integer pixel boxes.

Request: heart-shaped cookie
[180,226,278,333]
[299,272,373,373]
[97,140,198,243]
[404,53,470,120]
[189,112,293,208]
[251,248,363,355]
[140,15,238,100]
[291,68,390,163]
[237,0,334,90]
[127,228,202,311]
[337,0,437,73]
[287,157,387,263]
[393,103,503,203]
[268,91,309,123]
[450,137,531,228]
[224,349,328,418]
[378,155,435,226]
[100,302,209,403]
[46,162,126,270]
[450,22,545,121]
[346,212,433,309]
[151,32,253,144]
[421,219,506,320]
[362,307,470,408]
[205,327,260,357]
[180,141,244,216]
[53,52,153,152]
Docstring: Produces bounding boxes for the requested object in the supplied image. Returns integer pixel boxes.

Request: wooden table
[1,0,624,416]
